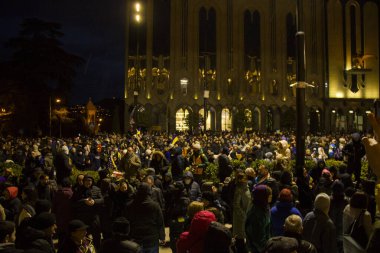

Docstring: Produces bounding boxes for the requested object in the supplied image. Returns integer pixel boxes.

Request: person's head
[39,174,50,186]
[35,199,52,215]
[32,212,57,237]
[201,191,215,207]
[83,175,94,189]
[257,164,269,178]
[284,214,303,235]
[118,180,129,192]
[3,187,18,201]
[21,186,38,204]
[314,193,330,215]
[183,171,194,185]
[236,170,248,184]
[143,175,154,187]
[0,221,16,243]
[76,174,84,186]
[187,201,205,219]
[68,219,88,243]
[350,191,368,210]
[127,146,134,155]
[245,167,256,179]
[278,188,293,203]
[252,185,272,208]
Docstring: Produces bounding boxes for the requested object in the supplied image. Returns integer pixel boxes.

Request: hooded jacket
[2,187,21,221]
[125,183,165,248]
[177,210,216,253]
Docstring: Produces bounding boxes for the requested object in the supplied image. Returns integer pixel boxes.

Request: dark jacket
[101,238,142,253]
[54,152,72,184]
[52,187,73,235]
[125,183,165,248]
[171,148,186,181]
[302,209,337,253]
[72,184,103,226]
[17,225,55,253]
[2,186,21,221]
[217,153,232,182]
[57,237,81,253]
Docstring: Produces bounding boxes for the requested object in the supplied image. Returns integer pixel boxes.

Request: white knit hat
[314,193,330,215]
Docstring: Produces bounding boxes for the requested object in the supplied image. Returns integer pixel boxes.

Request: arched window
[175,108,190,131]
[221,108,232,131]
[199,108,211,130]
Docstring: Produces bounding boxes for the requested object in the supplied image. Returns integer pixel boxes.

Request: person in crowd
[100,217,142,253]
[36,174,54,202]
[270,188,302,236]
[112,179,135,219]
[72,174,103,249]
[337,165,354,189]
[52,177,73,244]
[329,180,348,253]
[149,151,169,178]
[342,132,366,184]
[255,164,279,206]
[143,175,165,211]
[53,145,72,185]
[188,143,208,184]
[176,210,216,253]
[217,146,232,183]
[233,171,252,253]
[182,171,202,202]
[203,221,235,253]
[16,186,38,226]
[57,219,91,253]
[245,185,272,253]
[342,191,372,249]
[184,201,204,231]
[302,193,336,253]
[119,146,141,181]
[201,191,224,223]
[125,182,165,253]
[265,214,317,253]
[171,147,187,181]
[361,179,377,223]
[0,220,21,253]
[1,186,21,222]
[18,212,57,253]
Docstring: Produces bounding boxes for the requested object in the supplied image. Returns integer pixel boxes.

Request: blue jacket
[270,201,302,236]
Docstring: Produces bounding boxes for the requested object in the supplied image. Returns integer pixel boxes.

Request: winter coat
[217,154,232,182]
[52,187,73,235]
[54,152,72,184]
[100,238,142,253]
[302,209,337,253]
[2,186,21,221]
[17,225,55,253]
[270,201,302,236]
[232,182,252,239]
[245,205,271,253]
[125,183,165,248]
[177,210,216,253]
[119,153,141,180]
[171,148,186,181]
[72,185,103,226]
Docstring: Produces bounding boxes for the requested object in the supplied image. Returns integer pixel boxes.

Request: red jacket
[177,210,216,253]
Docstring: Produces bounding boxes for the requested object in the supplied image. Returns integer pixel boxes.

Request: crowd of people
[0,113,379,253]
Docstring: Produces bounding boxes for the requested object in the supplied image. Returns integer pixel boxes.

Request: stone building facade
[123,0,379,133]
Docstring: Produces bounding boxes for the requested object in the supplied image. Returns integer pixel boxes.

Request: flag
[171,136,179,145]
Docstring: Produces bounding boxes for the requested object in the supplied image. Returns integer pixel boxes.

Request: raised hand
[362,113,380,179]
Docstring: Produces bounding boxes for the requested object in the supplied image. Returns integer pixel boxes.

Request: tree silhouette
[0,18,84,135]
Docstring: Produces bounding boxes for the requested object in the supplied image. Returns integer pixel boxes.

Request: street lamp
[133,1,142,95]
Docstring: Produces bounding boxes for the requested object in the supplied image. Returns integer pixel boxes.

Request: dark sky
[0,0,126,105]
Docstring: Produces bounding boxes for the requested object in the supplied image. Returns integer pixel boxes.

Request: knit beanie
[314,193,330,215]
[32,212,56,230]
[252,185,270,208]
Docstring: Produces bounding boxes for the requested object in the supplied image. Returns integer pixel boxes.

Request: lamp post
[294,0,307,178]
[134,2,142,99]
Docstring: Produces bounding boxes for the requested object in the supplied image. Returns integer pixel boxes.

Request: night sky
[0,0,126,105]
